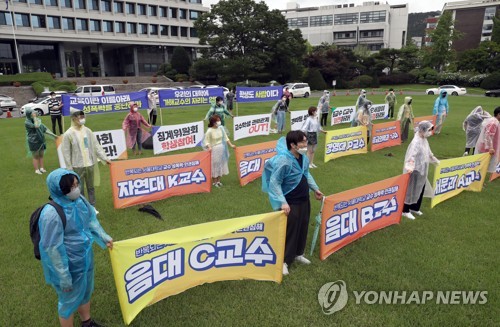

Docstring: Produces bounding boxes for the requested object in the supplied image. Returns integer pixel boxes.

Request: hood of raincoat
[130,103,138,113]
[404,96,412,105]
[46,168,80,206]
[439,89,448,98]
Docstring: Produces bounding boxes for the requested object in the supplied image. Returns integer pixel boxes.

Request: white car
[425,85,467,96]
[283,83,311,98]
[0,94,17,111]
[20,95,62,116]
[74,85,115,97]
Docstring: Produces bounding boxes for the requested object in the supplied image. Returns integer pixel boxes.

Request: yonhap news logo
[318,280,488,314]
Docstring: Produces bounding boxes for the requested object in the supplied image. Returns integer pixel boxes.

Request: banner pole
[160,107,163,126]
[309,196,325,257]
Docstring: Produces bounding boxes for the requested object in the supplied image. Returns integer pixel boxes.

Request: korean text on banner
[110,211,287,325]
[158,87,223,108]
[235,140,277,186]
[320,174,410,260]
[331,106,356,126]
[290,110,309,131]
[235,86,283,103]
[431,153,491,208]
[371,120,402,152]
[62,91,148,116]
[370,103,389,121]
[490,162,500,181]
[414,115,437,135]
[233,113,272,141]
[324,126,368,163]
[152,121,204,155]
[110,151,211,208]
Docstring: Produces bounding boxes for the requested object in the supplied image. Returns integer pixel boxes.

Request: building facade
[282,1,408,51]
[0,0,208,76]
[443,0,499,52]
[424,16,439,47]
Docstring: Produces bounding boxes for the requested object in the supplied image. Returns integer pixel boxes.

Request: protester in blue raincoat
[433,89,449,134]
[262,131,323,276]
[38,168,113,327]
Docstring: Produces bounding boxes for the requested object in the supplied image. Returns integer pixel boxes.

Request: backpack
[29,201,66,260]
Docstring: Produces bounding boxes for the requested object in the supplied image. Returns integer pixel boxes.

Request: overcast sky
[202,0,447,13]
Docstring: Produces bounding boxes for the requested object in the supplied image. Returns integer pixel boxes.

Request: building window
[127,22,136,34]
[0,43,13,58]
[484,6,496,20]
[179,8,187,19]
[115,21,125,33]
[160,25,168,36]
[190,27,197,37]
[28,0,43,4]
[287,17,308,28]
[90,19,100,31]
[360,11,386,24]
[101,0,111,12]
[334,31,356,39]
[189,0,201,3]
[334,13,358,25]
[76,18,88,30]
[47,16,60,29]
[62,17,75,30]
[15,13,30,27]
[103,20,113,32]
[149,5,157,16]
[31,15,46,28]
[170,25,178,36]
[0,12,13,25]
[139,23,147,34]
[89,0,99,11]
[310,15,333,27]
[169,8,177,19]
[138,4,146,15]
[190,10,200,20]
[60,0,71,8]
[114,1,123,13]
[74,0,85,9]
[150,24,158,35]
[126,2,135,14]
[359,29,383,38]
[180,26,188,37]
[44,0,58,6]
[160,7,167,17]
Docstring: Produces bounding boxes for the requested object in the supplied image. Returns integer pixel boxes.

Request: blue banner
[235,86,283,103]
[62,91,148,116]
[158,87,224,108]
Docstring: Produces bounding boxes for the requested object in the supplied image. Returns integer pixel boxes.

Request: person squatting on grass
[38,169,113,327]
[397,96,415,143]
[61,110,111,207]
[433,89,449,135]
[352,100,373,143]
[122,102,151,156]
[402,121,440,220]
[301,106,326,169]
[462,106,491,156]
[24,108,56,175]
[262,131,323,276]
[204,114,236,188]
[474,106,500,173]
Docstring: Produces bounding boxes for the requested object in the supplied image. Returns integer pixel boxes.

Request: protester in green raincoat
[25,108,56,174]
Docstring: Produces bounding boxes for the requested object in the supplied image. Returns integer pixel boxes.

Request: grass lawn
[0,93,498,326]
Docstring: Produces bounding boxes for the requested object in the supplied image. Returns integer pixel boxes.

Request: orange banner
[235,140,277,186]
[413,115,437,135]
[110,151,211,208]
[371,120,402,152]
[490,162,500,181]
[320,174,410,261]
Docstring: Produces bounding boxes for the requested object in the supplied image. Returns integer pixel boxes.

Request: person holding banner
[301,106,326,168]
[463,106,491,156]
[204,96,234,127]
[262,131,323,275]
[353,101,373,142]
[352,90,369,127]
[433,89,449,135]
[385,88,397,119]
[225,88,235,112]
[475,107,500,172]
[24,108,56,174]
[204,115,236,187]
[273,95,289,134]
[318,90,330,127]
[402,121,440,220]
[147,90,158,125]
[38,169,113,327]
[122,103,151,156]
[397,96,415,143]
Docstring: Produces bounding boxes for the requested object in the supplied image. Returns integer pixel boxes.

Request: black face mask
[408,100,412,105]
[442,93,447,98]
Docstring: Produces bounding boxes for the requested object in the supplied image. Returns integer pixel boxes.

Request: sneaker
[282,263,289,276]
[463,151,468,157]
[213,183,220,188]
[295,255,311,265]
[402,212,415,220]
[39,167,47,173]
[35,169,42,175]
[217,182,223,187]
[311,163,317,168]
[309,164,314,169]
[82,319,105,327]
[410,210,423,216]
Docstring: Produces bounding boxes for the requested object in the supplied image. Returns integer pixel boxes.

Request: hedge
[31,81,76,95]
[0,72,53,86]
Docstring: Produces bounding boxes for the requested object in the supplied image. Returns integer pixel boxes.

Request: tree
[491,10,500,43]
[194,0,306,83]
[398,44,421,73]
[305,48,358,88]
[170,47,191,75]
[374,48,401,75]
[456,41,500,73]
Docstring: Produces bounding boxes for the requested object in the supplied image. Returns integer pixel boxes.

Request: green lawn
[0,93,498,326]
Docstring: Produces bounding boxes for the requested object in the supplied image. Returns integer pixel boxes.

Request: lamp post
[8,1,22,74]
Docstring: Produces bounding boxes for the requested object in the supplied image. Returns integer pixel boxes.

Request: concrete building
[0,0,208,76]
[424,16,439,46]
[282,1,409,51]
[442,0,499,52]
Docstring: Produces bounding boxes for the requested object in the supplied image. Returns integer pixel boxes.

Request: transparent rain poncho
[262,137,319,210]
[475,116,500,173]
[38,168,111,319]
[403,121,439,204]
[463,106,491,148]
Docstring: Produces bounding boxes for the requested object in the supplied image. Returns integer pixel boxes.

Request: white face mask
[297,147,308,155]
[133,107,138,112]
[66,187,81,200]
[216,121,222,126]
[424,130,432,138]
[79,118,86,125]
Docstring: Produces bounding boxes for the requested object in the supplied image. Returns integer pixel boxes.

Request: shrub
[480,72,500,90]
[303,68,328,90]
[122,80,128,84]
[152,78,158,83]
[379,73,416,85]
[175,74,188,82]
[31,80,77,95]
[410,67,438,84]
[467,74,488,87]
[0,72,53,86]
[13,82,21,87]
[90,80,96,85]
[348,75,373,89]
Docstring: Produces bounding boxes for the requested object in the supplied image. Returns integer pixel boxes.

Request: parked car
[0,94,17,111]
[187,85,205,89]
[30,90,67,103]
[283,83,311,98]
[425,85,467,96]
[74,85,115,97]
[485,89,500,97]
[20,95,63,116]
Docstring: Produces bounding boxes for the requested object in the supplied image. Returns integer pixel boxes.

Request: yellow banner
[110,211,287,325]
[431,153,491,208]
[324,126,368,163]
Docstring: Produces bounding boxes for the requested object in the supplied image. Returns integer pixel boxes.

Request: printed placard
[324,126,368,162]
[158,88,224,108]
[290,110,309,131]
[233,113,272,141]
[152,121,204,155]
[236,86,283,103]
[235,140,277,186]
[62,91,148,116]
[94,129,128,160]
[371,120,402,152]
[331,106,356,126]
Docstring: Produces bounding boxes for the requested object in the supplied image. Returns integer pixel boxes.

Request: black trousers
[284,199,311,266]
[465,147,475,155]
[149,111,157,125]
[321,113,328,126]
[388,104,395,118]
[51,115,62,135]
[403,185,425,213]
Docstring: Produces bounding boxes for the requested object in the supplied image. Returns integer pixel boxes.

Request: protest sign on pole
[369,103,389,120]
[234,140,277,186]
[152,121,204,155]
[371,120,402,152]
[158,88,223,108]
[235,86,283,103]
[290,110,309,131]
[233,114,272,141]
[62,91,148,116]
[331,106,356,126]
[324,126,368,162]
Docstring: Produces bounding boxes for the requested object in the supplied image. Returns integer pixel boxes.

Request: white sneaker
[283,263,289,276]
[463,152,468,157]
[295,255,311,265]
[311,163,317,168]
[309,164,314,169]
[402,212,415,220]
[410,210,423,216]
[35,169,42,175]
[39,168,47,173]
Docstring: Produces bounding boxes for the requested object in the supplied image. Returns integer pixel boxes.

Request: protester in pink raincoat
[122,103,151,155]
